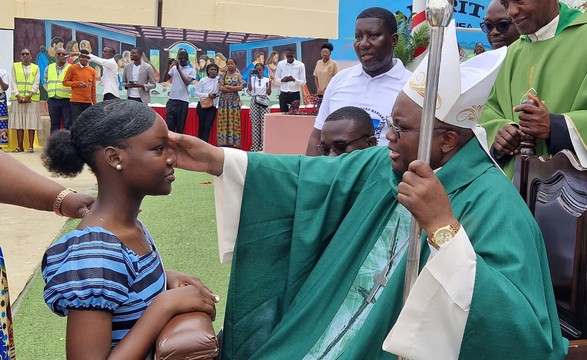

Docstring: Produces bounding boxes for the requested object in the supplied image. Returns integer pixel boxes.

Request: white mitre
[403,20,507,130]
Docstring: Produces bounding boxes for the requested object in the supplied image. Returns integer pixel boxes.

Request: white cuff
[214,148,247,263]
[564,115,587,167]
[382,228,476,360]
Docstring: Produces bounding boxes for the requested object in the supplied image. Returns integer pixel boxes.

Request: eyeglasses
[56,53,66,56]
[479,19,513,34]
[21,52,30,56]
[316,135,370,155]
[389,123,451,140]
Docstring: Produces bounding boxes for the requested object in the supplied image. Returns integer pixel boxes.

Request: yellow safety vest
[46,63,71,99]
[12,62,40,102]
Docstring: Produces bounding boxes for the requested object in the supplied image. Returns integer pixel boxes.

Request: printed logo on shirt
[372,119,380,134]
[362,107,392,144]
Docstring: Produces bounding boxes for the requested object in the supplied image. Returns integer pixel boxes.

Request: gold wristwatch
[428,221,461,250]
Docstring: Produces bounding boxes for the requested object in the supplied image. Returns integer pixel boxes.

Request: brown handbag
[155,312,219,360]
[199,96,214,109]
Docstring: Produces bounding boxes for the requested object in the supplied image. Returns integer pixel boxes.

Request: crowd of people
[1,1,587,359]
[1,32,346,153]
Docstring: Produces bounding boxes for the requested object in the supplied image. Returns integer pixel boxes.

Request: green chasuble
[221,139,566,359]
[479,3,587,177]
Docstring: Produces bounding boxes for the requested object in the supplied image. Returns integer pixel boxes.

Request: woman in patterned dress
[0,249,14,360]
[41,100,218,359]
[0,66,8,147]
[248,63,272,152]
[216,58,245,148]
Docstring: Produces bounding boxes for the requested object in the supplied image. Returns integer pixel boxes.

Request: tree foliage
[394,13,430,66]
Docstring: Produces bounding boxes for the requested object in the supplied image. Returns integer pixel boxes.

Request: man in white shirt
[163,50,197,134]
[89,46,119,101]
[305,7,412,155]
[122,47,156,104]
[275,48,306,112]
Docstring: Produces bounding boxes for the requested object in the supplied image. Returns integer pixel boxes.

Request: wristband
[53,188,77,217]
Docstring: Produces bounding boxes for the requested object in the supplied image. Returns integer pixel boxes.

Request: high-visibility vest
[46,63,71,99]
[11,62,40,102]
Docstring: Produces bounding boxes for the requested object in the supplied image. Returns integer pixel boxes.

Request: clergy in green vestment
[479,1,587,177]
[169,22,567,360]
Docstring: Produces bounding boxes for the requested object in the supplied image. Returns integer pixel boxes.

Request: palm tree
[394,12,430,68]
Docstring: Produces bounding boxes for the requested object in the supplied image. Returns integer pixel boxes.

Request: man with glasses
[44,48,71,133]
[480,0,520,49]
[167,26,566,358]
[317,106,376,156]
[479,0,587,176]
[306,7,411,155]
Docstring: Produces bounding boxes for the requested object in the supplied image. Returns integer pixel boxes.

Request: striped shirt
[42,226,165,346]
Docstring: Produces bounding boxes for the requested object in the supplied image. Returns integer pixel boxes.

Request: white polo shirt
[314,59,411,146]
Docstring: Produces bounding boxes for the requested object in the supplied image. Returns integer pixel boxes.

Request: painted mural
[13,18,326,104]
[12,0,493,105]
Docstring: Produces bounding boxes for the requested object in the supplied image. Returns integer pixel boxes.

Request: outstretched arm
[168,132,225,176]
[0,151,93,217]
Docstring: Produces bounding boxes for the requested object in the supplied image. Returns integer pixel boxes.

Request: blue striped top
[42,225,166,347]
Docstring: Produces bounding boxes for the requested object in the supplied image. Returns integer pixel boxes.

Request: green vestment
[479,3,587,177]
[221,139,566,359]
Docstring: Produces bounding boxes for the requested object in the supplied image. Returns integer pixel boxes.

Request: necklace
[96,216,151,254]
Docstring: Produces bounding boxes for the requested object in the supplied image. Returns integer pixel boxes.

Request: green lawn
[13,170,232,359]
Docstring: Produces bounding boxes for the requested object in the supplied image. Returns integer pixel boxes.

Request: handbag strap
[252,76,268,95]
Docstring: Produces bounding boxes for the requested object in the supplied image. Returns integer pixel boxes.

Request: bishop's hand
[397,160,456,236]
[168,131,225,176]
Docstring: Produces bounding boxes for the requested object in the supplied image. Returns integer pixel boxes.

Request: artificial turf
[13,169,232,359]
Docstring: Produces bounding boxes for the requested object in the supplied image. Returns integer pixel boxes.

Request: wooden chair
[514,150,587,358]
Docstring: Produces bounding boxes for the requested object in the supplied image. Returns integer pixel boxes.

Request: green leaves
[394,13,430,67]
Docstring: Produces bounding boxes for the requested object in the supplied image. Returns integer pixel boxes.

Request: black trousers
[47,97,72,134]
[279,91,300,112]
[165,99,189,134]
[71,102,92,123]
[196,103,217,143]
[103,93,119,101]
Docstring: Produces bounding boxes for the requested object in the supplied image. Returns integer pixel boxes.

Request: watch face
[435,229,454,247]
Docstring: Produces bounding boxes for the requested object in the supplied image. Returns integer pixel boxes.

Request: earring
[116,164,122,171]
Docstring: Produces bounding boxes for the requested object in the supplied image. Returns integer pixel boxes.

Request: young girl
[41,100,218,359]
